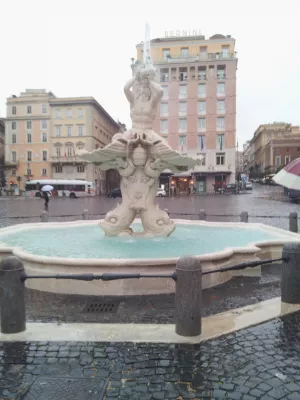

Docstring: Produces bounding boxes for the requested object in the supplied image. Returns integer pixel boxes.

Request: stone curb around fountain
[1,297,300,344]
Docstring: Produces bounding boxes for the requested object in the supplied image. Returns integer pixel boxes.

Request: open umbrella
[273,158,300,190]
[41,185,54,192]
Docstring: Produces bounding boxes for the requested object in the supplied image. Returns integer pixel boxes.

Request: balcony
[156,52,237,65]
[51,156,85,164]
[5,161,18,169]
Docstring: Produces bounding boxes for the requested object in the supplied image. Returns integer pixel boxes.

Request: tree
[0,155,6,190]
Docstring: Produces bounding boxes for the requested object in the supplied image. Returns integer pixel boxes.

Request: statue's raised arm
[149,80,163,107]
[124,76,136,104]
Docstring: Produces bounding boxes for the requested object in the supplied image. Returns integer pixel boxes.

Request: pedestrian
[43,191,50,209]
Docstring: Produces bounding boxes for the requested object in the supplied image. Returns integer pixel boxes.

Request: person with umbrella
[41,185,54,209]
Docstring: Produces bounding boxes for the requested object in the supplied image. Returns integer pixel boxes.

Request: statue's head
[136,66,156,83]
[132,144,147,166]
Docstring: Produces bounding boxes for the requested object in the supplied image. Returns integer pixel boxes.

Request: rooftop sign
[164,29,202,38]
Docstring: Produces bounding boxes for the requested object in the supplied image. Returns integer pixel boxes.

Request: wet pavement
[25,266,282,324]
[1,310,300,399]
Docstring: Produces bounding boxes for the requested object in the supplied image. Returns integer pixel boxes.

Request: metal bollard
[240,211,249,223]
[199,210,206,221]
[175,256,202,337]
[289,212,298,233]
[281,242,300,303]
[0,256,26,334]
[40,211,49,222]
[82,209,89,220]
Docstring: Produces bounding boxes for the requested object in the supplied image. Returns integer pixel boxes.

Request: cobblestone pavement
[25,267,281,324]
[1,311,300,399]
[0,185,298,231]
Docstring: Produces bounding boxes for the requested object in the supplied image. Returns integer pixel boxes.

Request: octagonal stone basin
[0,219,299,295]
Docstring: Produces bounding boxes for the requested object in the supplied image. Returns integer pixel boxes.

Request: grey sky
[1,0,300,148]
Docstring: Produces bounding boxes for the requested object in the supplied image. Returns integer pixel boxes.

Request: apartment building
[5,91,121,193]
[0,119,4,158]
[5,89,55,191]
[249,123,300,177]
[50,97,120,195]
[135,33,238,194]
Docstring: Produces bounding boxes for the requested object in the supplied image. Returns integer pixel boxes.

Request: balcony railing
[158,52,237,64]
[51,156,84,164]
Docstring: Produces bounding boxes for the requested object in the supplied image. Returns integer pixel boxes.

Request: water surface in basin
[0,223,286,259]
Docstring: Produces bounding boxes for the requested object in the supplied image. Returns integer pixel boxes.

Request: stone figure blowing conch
[79,66,196,237]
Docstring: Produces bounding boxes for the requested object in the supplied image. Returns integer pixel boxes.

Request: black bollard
[40,211,49,222]
[0,256,26,333]
[281,242,300,304]
[289,212,298,233]
[175,256,202,337]
[82,209,89,220]
[199,210,206,221]
[240,211,249,223]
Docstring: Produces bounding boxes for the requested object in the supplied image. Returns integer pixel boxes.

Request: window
[42,168,47,176]
[160,68,169,82]
[222,46,229,57]
[56,147,61,158]
[67,109,72,118]
[179,102,187,113]
[163,49,170,60]
[198,84,206,97]
[55,165,63,173]
[67,126,72,137]
[198,135,206,151]
[275,156,281,166]
[27,105,32,114]
[27,133,32,143]
[12,106,16,115]
[216,153,225,165]
[12,151,17,163]
[217,83,225,94]
[26,168,32,176]
[181,48,189,57]
[27,151,32,161]
[198,67,206,80]
[179,119,187,131]
[26,121,32,130]
[77,165,85,173]
[42,133,47,142]
[78,109,83,118]
[78,125,84,136]
[179,135,187,152]
[55,109,61,118]
[12,168,16,176]
[162,86,168,98]
[285,155,290,165]
[41,120,47,130]
[66,147,73,157]
[12,134,16,144]
[217,117,225,131]
[42,151,47,161]
[179,85,187,97]
[217,100,225,113]
[196,154,206,166]
[198,118,206,131]
[12,121,16,130]
[198,101,206,114]
[42,104,47,114]
[217,134,225,150]
[160,103,168,116]
[160,119,168,132]
[200,46,207,56]
[55,126,61,137]
[179,70,188,81]
[217,66,226,79]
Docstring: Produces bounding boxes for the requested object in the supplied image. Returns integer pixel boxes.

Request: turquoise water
[0,224,284,259]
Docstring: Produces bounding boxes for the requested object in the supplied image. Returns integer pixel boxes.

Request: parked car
[218,183,240,194]
[245,181,253,190]
[107,188,122,198]
[288,189,300,203]
[156,188,166,197]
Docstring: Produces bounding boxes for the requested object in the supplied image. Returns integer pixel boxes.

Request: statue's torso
[131,98,156,129]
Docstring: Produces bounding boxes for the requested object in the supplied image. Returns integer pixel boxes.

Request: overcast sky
[1,0,300,148]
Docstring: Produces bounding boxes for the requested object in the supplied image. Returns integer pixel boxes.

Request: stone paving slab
[1,311,300,399]
[25,267,281,324]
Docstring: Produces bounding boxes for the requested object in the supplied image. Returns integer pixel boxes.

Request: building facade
[135,33,238,194]
[264,137,300,173]
[248,123,300,177]
[5,89,55,191]
[49,97,120,195]
[0,119,4,158]
[5,91,121,193]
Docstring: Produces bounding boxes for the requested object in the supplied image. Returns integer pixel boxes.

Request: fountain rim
[0,219,299,267]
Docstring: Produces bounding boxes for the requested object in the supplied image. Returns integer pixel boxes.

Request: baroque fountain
[0,29,299,295]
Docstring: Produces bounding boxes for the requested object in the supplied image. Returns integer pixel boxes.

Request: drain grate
[23,377,107,400]
[82,301,120,313]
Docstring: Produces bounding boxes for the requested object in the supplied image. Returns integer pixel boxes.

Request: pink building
[136,33,238,194]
